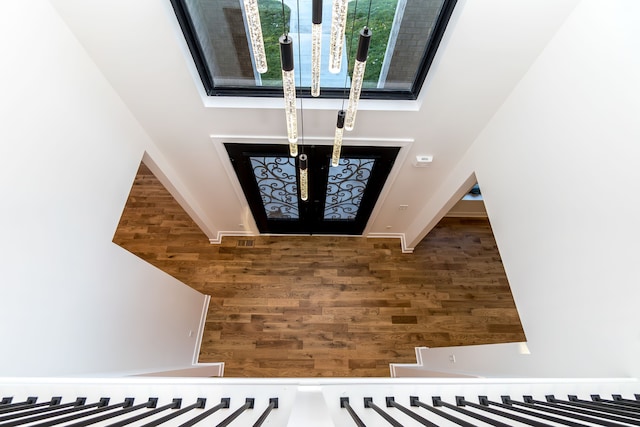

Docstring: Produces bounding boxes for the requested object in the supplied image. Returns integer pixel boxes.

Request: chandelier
[243,0,373,201]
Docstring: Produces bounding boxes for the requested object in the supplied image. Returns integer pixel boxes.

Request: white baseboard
[390,347,476,378]
[210,231,415,254]
[389,347,424,377]
[209,231,256,245]
[134,363,224,378]
[366,232,414,253]
[193,295,210,364]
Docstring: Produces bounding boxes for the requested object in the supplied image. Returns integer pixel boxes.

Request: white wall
[406,0,640,378]
[0,1,206,376]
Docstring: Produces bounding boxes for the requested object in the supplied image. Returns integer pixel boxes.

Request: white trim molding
[193,295,211,365]
[390,347,477,378]
[135,293,225,378]
[367,232,414,253]
[209,231,257,245]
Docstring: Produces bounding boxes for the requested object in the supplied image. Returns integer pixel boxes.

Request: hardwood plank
[391,315,418,324]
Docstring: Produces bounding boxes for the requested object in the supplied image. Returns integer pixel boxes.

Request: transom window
[170,0,456,100]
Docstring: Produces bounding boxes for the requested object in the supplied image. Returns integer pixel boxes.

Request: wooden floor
[113,163,525,377]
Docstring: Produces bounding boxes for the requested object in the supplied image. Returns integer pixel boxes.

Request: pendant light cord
[281,0,288,36]
[342,0,359,111]
[296,0,304,148]
[366,0,373,28]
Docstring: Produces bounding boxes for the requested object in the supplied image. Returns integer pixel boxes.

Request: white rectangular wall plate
[413,155,433,167]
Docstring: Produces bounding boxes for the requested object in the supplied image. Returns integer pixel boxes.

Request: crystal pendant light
[311,0,322,97]
[328,0,349,74]
[243,0,268,73]
[280,34,298,155]
[345,27,371,131]
[331,110,346,167]
[299,154,308,201]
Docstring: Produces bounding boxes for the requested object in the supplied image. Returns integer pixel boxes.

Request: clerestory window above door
[169,0,456,100]
[225,143,399,234]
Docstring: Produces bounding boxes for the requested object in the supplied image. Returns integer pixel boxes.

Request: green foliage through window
[170,0,455,98]
[259,0,291,84]
[347,0,399,88]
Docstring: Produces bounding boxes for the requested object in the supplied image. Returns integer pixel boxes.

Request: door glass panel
[249,156,299,219]
[324,158,375,220]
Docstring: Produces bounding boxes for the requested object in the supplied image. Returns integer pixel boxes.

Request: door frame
[211,135,412,236]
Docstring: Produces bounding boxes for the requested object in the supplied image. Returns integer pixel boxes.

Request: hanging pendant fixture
[280,34,298,155]
[311,0,322,97]
[345,27,371,131]
[331,110,346,167]
[243,0,268,73]
[328,0,349,74]
[298,153,308,201]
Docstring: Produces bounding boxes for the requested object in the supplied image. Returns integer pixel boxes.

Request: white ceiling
[50,0,579,239]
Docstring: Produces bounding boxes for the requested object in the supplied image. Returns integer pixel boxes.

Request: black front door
[225,143,399,235]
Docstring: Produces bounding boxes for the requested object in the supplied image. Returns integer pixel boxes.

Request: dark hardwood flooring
[113,163,525,377]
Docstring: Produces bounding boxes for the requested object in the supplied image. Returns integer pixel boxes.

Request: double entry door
[225,143,399,235]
